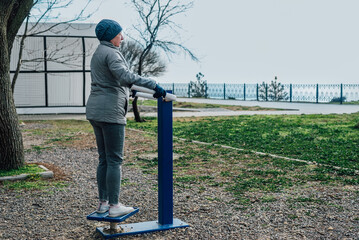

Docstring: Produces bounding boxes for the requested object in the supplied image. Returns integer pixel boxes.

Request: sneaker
[96,201,109,213]
[108,204,135,217]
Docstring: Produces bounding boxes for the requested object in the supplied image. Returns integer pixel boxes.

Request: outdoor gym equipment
[131,84,177,101]
[87,86,188,239]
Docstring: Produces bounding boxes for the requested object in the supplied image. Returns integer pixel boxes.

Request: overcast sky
[60,0,359,84]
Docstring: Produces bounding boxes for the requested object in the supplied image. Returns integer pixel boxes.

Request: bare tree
[0,0,94,170]
[11,0,96,93]
[120,40,166,77]
[129,0,198,122]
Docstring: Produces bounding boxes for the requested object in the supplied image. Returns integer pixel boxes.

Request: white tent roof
[17,22,96,37]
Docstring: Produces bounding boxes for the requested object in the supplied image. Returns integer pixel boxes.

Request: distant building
[12,23,97,111]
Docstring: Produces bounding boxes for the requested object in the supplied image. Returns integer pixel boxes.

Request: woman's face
[111,32,124,47]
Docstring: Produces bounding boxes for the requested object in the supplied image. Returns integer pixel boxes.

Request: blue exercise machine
[87,87,189,239]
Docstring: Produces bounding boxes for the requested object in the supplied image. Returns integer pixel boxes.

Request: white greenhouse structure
[12,23,98,113]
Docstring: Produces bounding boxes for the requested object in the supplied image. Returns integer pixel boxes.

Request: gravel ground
[1,124,359,239]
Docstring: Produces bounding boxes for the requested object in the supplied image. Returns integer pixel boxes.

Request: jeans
[90,120,125,204]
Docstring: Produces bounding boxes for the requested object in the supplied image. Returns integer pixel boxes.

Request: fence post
[316,84,319,103]
[172,83,175,95]
[290,84,292,102]
[82,37,86,107]
[205,81,208,98]
[223,83,226,100]
[265,84,268,101]
[43,36,48,107]
[243,83,246,101]
[256,83,259,101]
[340,83,343,104]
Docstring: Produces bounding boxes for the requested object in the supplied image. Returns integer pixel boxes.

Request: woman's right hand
[153,84,167,98]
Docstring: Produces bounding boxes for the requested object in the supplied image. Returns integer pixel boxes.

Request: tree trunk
[0,24,24,170]
[0,0,33,170]
[132,48,151,122]
[132,95,143,122]
[132,97,145,122]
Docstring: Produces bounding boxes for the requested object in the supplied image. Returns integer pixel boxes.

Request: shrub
[189,72,207,98]
[330,97,346,103]
[258,76,289,101]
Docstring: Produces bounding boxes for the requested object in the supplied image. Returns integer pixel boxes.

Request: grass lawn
[333,101,359,105]
[19,116,359,205]
[131,136,359,205]
[127,113,359,170]
[130,99,288,111]
[0,162,68,191]
[0,164,44,177]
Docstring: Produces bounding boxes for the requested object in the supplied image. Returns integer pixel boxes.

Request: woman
[86,19,166,217]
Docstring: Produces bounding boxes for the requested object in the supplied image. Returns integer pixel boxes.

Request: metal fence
[160,83,359,104]
[11,36,359,107]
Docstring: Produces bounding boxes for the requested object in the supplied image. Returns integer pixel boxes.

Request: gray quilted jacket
[86,41,156,125]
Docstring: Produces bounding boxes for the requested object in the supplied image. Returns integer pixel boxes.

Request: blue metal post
[265,84,268,101]
[316,84,319,103]
[157,95,173,225]
[340,83,343,104]
[290,84,292,102]
[243,83,246,101]
[223,83,226,100]
[205,81,208,98]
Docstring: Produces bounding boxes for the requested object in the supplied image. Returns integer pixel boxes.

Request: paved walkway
[17,99,358,120]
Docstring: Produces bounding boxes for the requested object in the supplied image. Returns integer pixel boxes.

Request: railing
[160,83,359,104]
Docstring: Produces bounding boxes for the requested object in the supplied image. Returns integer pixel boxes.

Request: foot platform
[87,208,139,222]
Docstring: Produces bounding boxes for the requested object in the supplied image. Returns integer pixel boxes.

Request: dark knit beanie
[95,19,123,41]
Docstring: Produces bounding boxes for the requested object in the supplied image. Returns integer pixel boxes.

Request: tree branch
[6,0,33,53]
[11,13,30,93]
